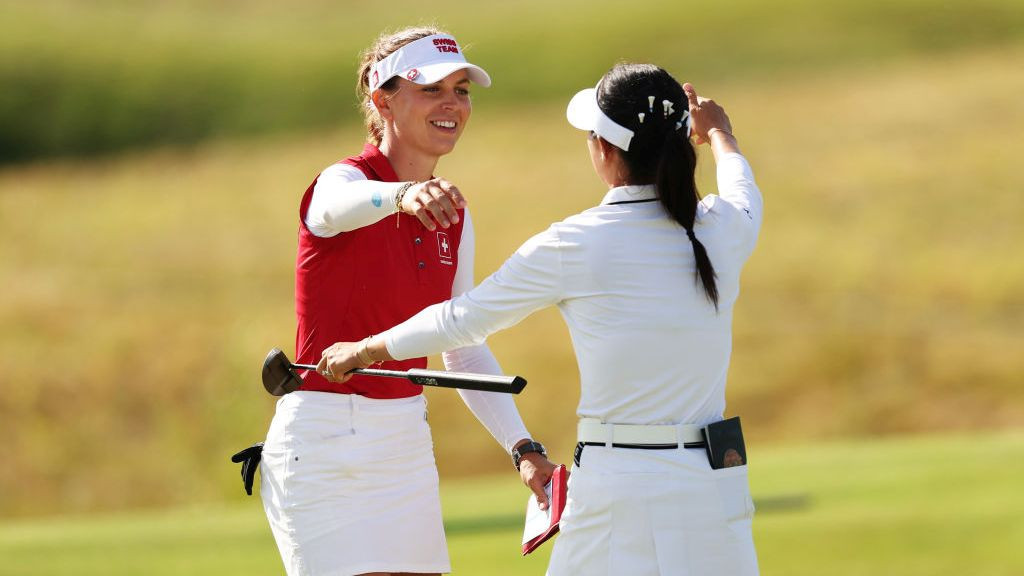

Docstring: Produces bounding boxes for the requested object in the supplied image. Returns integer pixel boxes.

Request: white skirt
[260,391,449,576]
[547,445,758,576]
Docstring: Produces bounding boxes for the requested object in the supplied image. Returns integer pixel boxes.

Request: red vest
[294,143,464,398]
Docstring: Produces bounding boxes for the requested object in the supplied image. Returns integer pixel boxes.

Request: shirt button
[417,261,426,269]
[414,237,422,245]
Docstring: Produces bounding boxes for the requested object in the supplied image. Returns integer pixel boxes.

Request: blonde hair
[356,26,448,145]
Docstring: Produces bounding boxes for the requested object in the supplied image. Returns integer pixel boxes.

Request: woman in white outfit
[319,63,762,576]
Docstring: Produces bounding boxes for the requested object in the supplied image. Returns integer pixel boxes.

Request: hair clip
[677,111,692,137]
[648,96,655,112]
[638,112,645,124]
[663,100,675,118]
[675,110,689,130]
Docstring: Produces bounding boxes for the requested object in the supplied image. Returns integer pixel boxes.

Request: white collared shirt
[384,153,762,426]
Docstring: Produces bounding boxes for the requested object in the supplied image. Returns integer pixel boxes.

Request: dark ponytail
[597,63,719,308]
[656,128,718,308]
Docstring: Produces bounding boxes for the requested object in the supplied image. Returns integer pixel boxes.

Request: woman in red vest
[260,27,555,576]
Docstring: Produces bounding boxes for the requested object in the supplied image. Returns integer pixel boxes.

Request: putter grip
[405,368,525,393]
[358,368,527,394]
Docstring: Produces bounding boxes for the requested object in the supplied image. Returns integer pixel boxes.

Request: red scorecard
[521,464,568,555]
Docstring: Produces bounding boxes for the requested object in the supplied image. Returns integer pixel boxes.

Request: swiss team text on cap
[433,38,460,53]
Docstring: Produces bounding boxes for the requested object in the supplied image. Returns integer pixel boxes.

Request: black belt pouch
[702,416,747,469]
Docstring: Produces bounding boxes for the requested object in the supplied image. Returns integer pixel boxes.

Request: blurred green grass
[1,430,1020,575]
[3,0,1024,161]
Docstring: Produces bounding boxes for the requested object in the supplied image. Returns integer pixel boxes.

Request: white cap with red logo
[369,34,492,95]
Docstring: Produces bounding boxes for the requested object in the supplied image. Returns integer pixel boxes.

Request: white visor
[369,34,491,95]
[566,86,634,152]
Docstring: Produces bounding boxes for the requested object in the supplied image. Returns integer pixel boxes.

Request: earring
[638,112,645,124]
[648,96,655,112]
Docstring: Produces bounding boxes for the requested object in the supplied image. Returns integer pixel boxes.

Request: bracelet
[394,181,416,229]
[707,127,733,139]
[394,181,415,214]
[355,336,376,366]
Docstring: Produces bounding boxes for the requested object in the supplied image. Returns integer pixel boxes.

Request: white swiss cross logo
[437,231,453,264]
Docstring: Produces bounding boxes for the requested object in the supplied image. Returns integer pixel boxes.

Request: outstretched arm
[320,225,564,368]
[305,163,468,236]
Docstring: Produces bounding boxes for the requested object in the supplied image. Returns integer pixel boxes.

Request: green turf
[1,431,1020,575]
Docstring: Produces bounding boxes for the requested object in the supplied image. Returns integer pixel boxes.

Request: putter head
[262,348,304,396]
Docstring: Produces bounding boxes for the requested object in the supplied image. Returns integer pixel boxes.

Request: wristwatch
[512,440,546,471]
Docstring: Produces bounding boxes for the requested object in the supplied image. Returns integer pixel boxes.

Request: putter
[261,348,527,396]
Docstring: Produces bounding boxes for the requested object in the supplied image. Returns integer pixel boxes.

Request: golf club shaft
[288,363,525,394]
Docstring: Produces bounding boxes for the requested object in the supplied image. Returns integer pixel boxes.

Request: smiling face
[375,70,473,160]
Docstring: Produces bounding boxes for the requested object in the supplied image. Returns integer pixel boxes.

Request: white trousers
[260,392,449,576]
[547,444,758,576]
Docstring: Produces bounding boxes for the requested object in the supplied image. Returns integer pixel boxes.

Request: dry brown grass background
[1,1,1022,518]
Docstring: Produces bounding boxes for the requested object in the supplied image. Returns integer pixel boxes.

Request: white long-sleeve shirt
[306,163,532,453]
[383,153,762,426]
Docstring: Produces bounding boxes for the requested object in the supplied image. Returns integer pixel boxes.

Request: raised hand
[682,83,733,146]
